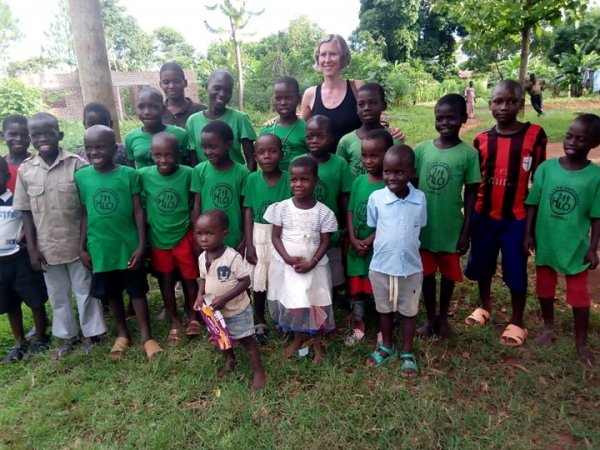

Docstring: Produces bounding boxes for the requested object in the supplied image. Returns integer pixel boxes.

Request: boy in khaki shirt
[13,112,106,357]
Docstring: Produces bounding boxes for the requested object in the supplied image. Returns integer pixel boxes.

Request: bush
[0,78,45,122]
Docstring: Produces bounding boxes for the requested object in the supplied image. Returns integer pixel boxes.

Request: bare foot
[577,345,596,368]
[283,340,301,358]
[534,329,557,346]
[435,318,453,339]
[313,341,324,364]
[217,358,236,377]
[416,321,435,339]
[251,370,266,390]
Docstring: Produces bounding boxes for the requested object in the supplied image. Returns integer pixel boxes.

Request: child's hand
[456,232,470,255]
[79,250,93,270]
[522,235,535,256]
[293,258,316,273]
[211,296,228,311]
[27,248,47,272]
[389,127,406,141]
[245,243,258,266]
[128,247,145,270]
[285,256,305,267]
[584,249,599,270]
[236,237,247,257]
[193,295,205,312]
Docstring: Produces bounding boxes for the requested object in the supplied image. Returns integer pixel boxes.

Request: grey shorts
[224,304,255,340]
[369,270,422,317]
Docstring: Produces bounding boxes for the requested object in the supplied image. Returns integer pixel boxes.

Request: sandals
[186,320,202,337]
[142,339,163,361]
[499,324,528,347]
[344,328,365,347]
[399,353,419,378]
[367,344,396,367]
[167,328,181,346]
[254,323,268,345]
[465,307,490,327]
[109,337,131,361]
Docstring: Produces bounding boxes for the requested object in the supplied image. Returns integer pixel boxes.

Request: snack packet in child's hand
[199,297,232,350]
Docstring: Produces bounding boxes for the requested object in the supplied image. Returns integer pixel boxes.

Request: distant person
[464,81,476,119]
[524,73,545,116]
[159,62,205,128]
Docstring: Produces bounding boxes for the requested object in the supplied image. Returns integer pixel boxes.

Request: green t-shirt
[243,170,291,224]
[346,174,385,277]
[124,125,189,169]
[139,165,193,249]
[191,161,249,248]
[525,158,600,275]
[336,129,402,177]
[186,108,257,165]
[259,120,308,171]
[310,154,353,218]
[414,140,481,253]
[74,165,141,273]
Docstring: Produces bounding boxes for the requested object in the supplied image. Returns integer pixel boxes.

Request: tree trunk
[233,35,244,111]
[518,25,531,86]
[67,0,121,141]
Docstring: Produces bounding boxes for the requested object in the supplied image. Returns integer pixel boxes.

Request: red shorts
[150,230,199,280]
[349,276,373,296]
[536,266,589,308]
[420,250,463,282]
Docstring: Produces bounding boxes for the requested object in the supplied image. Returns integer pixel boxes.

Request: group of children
[1,61,599,390]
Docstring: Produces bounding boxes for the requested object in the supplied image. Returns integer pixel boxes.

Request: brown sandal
[167,328,180,346]
[142,339,163,361]
[186,320,202,337]
[109,337,131,361]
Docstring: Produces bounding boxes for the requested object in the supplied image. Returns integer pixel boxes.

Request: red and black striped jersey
[474,123,547,220]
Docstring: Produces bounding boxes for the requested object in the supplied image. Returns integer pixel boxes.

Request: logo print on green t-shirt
[258,200,274,220]
[93,188,119,216]
[352,159,366,176]
[210,183,234,208]
[549,187,577,216]
[314,180,328,203]
[355,200,368,227]
[426,162,451,190]
[155,188,180,213]
[282,143,292,162]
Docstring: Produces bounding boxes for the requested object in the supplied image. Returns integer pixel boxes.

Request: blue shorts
[464,212,528,293]
[224,304,254,340]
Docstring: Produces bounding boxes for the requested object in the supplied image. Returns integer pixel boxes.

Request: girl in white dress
[263,156,338,362]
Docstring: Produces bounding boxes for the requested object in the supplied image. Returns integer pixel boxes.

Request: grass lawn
[1,98,600,448]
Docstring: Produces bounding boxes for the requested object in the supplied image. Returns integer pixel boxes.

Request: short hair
[160,62,186,79]
[290,155,318,178]
[256,133,282,150]
[385,144,415,168]
[2,114,28,131]
[493,79,523,99]
[84,124,116,145]
[436,93,467,118]
[364,129,393,150]
[152,131,179,150]
[274,76,300,95]
[313,34,351,71]
[306,114,333,135]
[28,112,59,129]
[200,208,229,230]
[202,120,234,142]
[82,102,112,125]
[573,113,600,141]
[358,83,386,103]
[208,69,234,86]
[0,156,9,177]
[137,86,164,103]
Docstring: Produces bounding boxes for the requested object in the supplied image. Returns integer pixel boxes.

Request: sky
[5,0,361,61]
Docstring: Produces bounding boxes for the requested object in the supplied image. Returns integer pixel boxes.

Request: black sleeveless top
[312,79,362,152]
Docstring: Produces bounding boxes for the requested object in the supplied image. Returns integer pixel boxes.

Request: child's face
[255,135,282,173]
[563,119,599,159]
[489,85,523,125]
[84,129,116,171]
[28,119,63,155]
[273,83,300,119]
[357,89,385,124]
[151,140,179,175]
[194,215,227,252]
[290,165,318,200]
[207,74,233,111]
[136,91,164,128]
[160,69,187,100]
[434,103,465,138]
[201,131,231,165]
[1,122,30,156]
[361,139,386,175]
[305,121,332,156]
[83,112,110,129]
[383,152,414,196]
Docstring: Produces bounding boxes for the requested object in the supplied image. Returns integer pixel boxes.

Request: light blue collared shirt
[367,183,427,277]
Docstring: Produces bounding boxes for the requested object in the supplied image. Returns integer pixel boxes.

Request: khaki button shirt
[13,149,87,265]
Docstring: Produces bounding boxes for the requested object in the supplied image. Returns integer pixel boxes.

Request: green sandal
[367,344,396,367]
[399,353,419,378]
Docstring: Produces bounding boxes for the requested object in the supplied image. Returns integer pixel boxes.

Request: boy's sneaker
[82,335,103,355]
[344,328,365,347]
[52,337,79,360]
[23,337,51,361]
[254,324,268,345]
[2,343,29,363]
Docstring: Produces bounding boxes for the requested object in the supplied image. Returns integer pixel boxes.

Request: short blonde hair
[313,34,352,71]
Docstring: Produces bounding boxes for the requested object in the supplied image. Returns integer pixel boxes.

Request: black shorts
[90,268,149,301]
[0,248,48,314]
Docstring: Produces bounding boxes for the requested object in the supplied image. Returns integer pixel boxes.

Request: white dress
[263,199,338,333]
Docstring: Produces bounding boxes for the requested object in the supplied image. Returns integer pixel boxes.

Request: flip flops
[186,320,202,337]
[167,328,181,346]
[142,339,163,361]
[499,324,528,347]
[465,308,490,327]
[109,337,131,361]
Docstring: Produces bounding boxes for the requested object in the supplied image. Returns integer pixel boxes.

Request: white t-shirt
[0,190,23,257]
